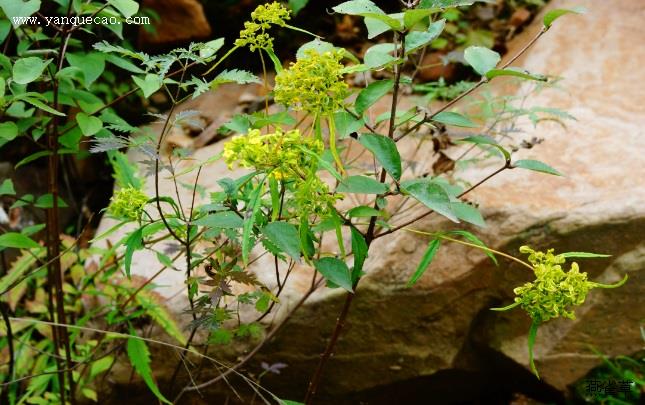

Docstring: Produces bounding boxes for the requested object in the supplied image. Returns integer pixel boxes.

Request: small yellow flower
[235,2,291,52]
[274,49,349,115]
[109,186,149,221]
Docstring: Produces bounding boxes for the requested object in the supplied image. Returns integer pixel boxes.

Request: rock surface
[97,0,645,401]
[138,0,211,48]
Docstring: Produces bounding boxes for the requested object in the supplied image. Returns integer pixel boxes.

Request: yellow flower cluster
[512,246,592,322]
[274,49,349,115]
[235,2,291,52]
[109,186,149,221]
[223,128,341,215]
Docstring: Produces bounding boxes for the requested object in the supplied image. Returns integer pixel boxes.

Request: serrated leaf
[407,239,440,286]
[124,227,143,277]
[126,337,171,404]
[21,97,65,116]
[194,211,243,229]
[358,133,401,181]
[333,0,385,15]
[337,175,388,194]
[313,257,353,292]
[543,6,585,29]
[135,289,187,345]
[0,232,40,249]
[513,159,563,176]
[212,69,261,87]
[262,222,301,261]
[401,179,457,222]
[433,111,477,128]
[200,38,225,58]
[464,46,500,76]
[12,57,51,85]
[355,80,394,115]
[76,112,103,136]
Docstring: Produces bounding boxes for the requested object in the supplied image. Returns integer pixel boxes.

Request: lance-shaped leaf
[408,238,441,286]
[337,175,389,194]
[314,257,353,292]
[486,67,547,82]
[262,222,301,261]
[543,6,586,29]
[401,179,458,222]
[359,133,401,181]
[355,80,394,115]
[464,46,500,76]
[433,111,478,128]
[126,337,171,404]
[513,159,563,176]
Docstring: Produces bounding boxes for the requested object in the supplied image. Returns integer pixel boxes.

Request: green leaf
[110,151,142,189]
[451,202,485,227]
[433,111,477,128]
[34,194,68,208]
[560,252,611,259]
[404,19,445,54]
[0,232,40,249]
[513,159,563,176]
[407,239,441,286]
[313,257,353,292]
[296,39,337,59]
[358,133,401,181]
[211,69,261,87]
[334,111,364,139]
[543,6,585,29]
[262,222,301,261]
[126,337,171,404]
[350,227,367,282]
[0,0,41,28]
[459,135,510,160]
[347,205,381,218]
[263,47,283,73]
[355,80,394,115]
[21,96,65,116]
[15,150,51,169]
[363,43,397,69]
[199,38,225,58]
[76,112,103,136]
[337,175,388,194]
[528,321,540,379]
[0,121,18,141]
[124,227,144,277]
[66,52,106,89]
[12,57,52,85]
[135,289,187,345]
[333,0,385,15]
[401,179,457,222]
[364,16,393,39]
[132,74,162,98]
[463,46,500,76]
[109,0,139,19]
[0,179,15,196]
[449,230,497,265]
[288,0,309,15]
[404,8,439,29]
[90,356,114,379]
[242,181,264,265]
[486,67,547,82]
[194,211,243,229]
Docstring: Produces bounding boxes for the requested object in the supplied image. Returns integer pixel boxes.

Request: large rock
[97,0,645,402]
[138,0,211,48]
